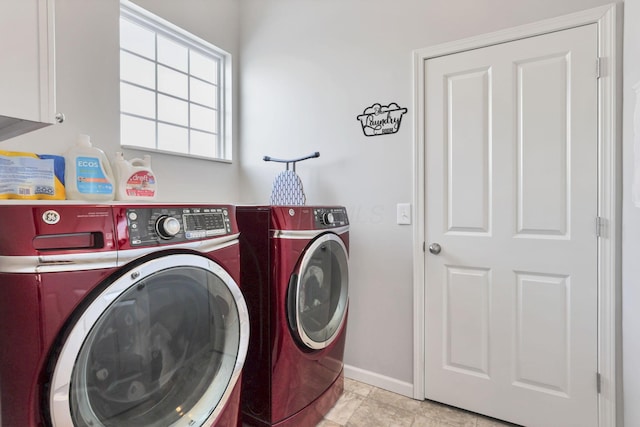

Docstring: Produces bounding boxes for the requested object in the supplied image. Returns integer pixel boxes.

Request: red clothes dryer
[0,203,249,427]
[237,206,349,427]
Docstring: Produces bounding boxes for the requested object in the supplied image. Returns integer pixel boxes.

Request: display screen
[183,212,227,239]
[184,213,226,232]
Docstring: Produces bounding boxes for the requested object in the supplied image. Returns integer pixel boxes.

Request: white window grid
[119,0,231,161]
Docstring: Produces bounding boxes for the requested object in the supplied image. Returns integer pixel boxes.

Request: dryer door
[48,253,248,427]
[289,233,349,350]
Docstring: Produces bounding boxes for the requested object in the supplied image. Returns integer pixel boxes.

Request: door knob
[428,243,442,255]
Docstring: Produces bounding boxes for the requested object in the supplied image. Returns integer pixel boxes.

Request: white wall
[238,0,619,394]
[1,0,242,203]
[623,0,640,425]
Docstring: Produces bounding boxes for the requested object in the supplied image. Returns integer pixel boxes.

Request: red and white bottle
[114,152,158,201]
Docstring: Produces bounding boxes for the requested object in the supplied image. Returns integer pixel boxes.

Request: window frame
[119,0,232,162]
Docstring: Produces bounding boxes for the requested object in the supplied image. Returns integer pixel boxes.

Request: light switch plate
[397,203,411,225]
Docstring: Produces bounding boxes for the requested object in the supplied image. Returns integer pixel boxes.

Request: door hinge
[595,216,604,237]
[596,57,602,79]
[423,241,426,252]
[596,372,602,393]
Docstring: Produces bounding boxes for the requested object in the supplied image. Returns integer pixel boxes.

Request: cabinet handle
[55,113,65,124]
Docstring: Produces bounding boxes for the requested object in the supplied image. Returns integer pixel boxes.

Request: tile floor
[318,378,521,427]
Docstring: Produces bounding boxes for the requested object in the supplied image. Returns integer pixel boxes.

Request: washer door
[289,233,349,350]
[48,253,248,427]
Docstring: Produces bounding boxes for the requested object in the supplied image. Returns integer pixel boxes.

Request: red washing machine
[237,206,349,427]
[0,203,249,427]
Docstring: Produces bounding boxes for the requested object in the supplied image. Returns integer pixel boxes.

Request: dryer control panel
[313,207,349,228]
[126,206,232,246]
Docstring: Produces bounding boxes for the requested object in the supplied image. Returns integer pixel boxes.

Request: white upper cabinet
[0,0,57,142]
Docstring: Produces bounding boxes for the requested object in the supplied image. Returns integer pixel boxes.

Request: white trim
[0,251,118,274]
[117,234,239,266]
[38,0,55,124]
[272,226,350,239]
[594,5,623,427]
[344,364,413,398]
[412,4,621,427]
[0,235,239,273]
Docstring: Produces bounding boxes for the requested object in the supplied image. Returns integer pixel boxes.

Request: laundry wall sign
[356,103,408,137]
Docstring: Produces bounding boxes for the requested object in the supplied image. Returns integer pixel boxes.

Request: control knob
[321,212,335,225]
[155,215,181,239]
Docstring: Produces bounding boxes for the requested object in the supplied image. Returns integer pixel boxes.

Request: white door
[424,24,598,427]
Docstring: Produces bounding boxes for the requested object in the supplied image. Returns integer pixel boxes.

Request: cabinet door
[0,0,55,141]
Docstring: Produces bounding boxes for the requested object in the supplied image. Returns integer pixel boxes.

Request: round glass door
[289,233,349,350]
[48,254,248,427]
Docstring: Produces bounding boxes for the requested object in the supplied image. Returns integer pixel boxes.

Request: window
[119,1,231,161]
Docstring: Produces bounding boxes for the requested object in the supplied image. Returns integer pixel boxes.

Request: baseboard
[343,364,414,399]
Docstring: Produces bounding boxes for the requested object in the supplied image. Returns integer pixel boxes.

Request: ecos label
[76,156,113,194]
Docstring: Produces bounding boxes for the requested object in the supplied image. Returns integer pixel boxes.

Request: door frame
[411,4,621,426]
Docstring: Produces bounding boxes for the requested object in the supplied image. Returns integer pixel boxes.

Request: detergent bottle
[114,152,158,201]
[64,134,115,201]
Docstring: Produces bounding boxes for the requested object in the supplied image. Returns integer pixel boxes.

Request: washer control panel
[126,206,232,246]
[313,207,349,228]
